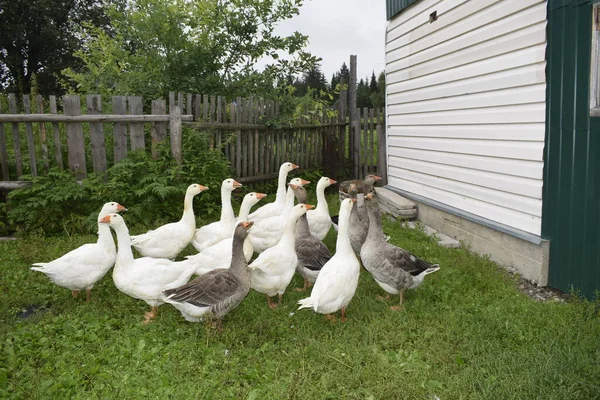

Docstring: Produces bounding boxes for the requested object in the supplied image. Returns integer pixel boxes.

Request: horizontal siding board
[387,146,543,179]
[387,46,546,94]
[387,23,546,83]
[386,123,546,142]
[388,175,542,234]
[385,0,547,235]
[388,156,543,199]
[388,84,546,115]
[387,64,546,105]
[389,162,543,215]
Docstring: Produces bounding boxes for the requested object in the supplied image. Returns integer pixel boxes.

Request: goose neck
[315,183,328,212]
[336,206,353,254]
[113,224,134,266]
[366,202,386,242]
[97,223,116,253]
[275,168,289,204]
[180,192,196,227]
[220,187,235,223]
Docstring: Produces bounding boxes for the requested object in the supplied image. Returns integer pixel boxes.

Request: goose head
[98,213,126,228]
[243,192,267,208]
[98,202,127,221]
[223,178,243,191]
[280,162,300,174]
[289,184,307,204]
[364,174,382,186]
[348,184,359,200]
[291,203,314,220]
[234,221,254,239]
[317,176,337,190]
[187,183,209,196]
[288,177,310,188]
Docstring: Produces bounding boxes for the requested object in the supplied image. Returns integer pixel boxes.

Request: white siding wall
[385,0,547,235]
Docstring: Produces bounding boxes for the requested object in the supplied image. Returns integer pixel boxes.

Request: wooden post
[362,107,368,177]
[87,95,107,174]
[63,95,87,180]
[112,96,128,163]
[235,99,242,177]
[186,93,193,118]
[0,99,9,180]
[49,96,63,170]
[348,55,358,178]
[22,95,37,176]
[369,108,375,174]
[170,105,182,165]
[215,96,222,150]
[377,123,387,186]
[151,100,167,159]
[8,94,23,177]
[128,96,145,151]
[36,95,49,173]
[338,87,347,162]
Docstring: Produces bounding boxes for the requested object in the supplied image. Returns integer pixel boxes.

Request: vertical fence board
[36,96,49,173]
[8,94,23,176]
[87,95,107,173]
[195,94,201,121]
[178,92,184,114]
[49,96,63,170]
[362,107,368,177]
[170,105,182,165]
[235,100,242,177]
[258,98,264,175]
[128,96,145,151]
[187,93,193,118]
[112,96,128,163]
[369,108,375,174]
[377,123,388,185]
[215,96,222,150]
[0,100,9,180]
[22,95,37,176]
[63,95,87,179]
[151,100,167,160]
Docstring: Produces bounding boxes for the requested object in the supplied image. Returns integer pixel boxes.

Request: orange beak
[288,184,298,190]
[329,179,337,184]
[365,193,374,200]
[116,204,127,212]
[198,185,209,191]
[256,193,267,200]
[374,175,382,181]
[305,204,315,210]
[242,221,254,229]
[291,163,299,169]
[233,180,243,188]
[99,215,111,224]
[351,198,357,203]
[300,179,311,186]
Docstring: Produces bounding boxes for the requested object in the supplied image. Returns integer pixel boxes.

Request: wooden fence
[0,88,385,189]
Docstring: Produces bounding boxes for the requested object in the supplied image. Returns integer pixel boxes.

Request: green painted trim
[387,0,421,20]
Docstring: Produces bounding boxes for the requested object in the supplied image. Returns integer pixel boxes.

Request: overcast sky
[257,0,387,83]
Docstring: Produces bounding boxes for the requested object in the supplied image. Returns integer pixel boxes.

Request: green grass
[1,209,599,398]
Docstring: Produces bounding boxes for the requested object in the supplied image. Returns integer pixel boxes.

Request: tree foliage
[63,0,319,99]
[0,0,117,95]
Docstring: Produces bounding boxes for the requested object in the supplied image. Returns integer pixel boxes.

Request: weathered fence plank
[128,96,145,151]
[151,100,167,160]
[215,96,222,150]
[87,95,107,174]
[63,95,87,180]
[377,123,387,185]
[369,108,375,174]
[0,100,9,180]
[170,105,183,165]
[49,96,63,170]
[235,100,242,177]
[22,95,37,176]
[349,55,358,178]
[112,96,128,163]
[8,94,23,177]
[36,96,49,173]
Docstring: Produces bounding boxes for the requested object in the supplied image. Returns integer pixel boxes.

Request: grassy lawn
[1,212,599,398]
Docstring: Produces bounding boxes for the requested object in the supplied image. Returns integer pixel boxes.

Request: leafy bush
[4,128,232,235]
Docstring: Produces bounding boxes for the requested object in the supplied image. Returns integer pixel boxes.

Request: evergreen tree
[369,71,378,93]
[370,71,386,108]
[356,78,372,108]
[339,62,350,85]
[304,64,327,92]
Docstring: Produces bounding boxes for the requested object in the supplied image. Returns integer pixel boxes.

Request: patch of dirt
[510,272,568,303]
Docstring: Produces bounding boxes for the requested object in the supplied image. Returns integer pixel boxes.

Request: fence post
[63,95,87,180]
[112,96,128,162]
[170,105,182,165]
[128,96,145,151]
[0,99,9,180]
[22,95,37,176]
[87,94,107,174]
[36,95,49,173]
[8,94,23,177]
[377,123,388,186]
[151,100,167,160]
[49,96,64,170]
[348,55,359,179]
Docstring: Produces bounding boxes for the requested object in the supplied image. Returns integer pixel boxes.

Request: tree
[0,0,117,95]
[356,77,372,108]
[339,62,350,85]
[369,71,378,93]
[63,0,319,98]
[303,65,327,92]
[370,71,386,108]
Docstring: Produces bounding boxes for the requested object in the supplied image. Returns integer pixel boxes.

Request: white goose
[307,176,336,240]
[191,178,242,252]
[185,192,266,276]
[248,162,299,223]
[31,202,127,301]
[249,203,313,309]
[130,183,207,260]
[249,177,310,254]
[298,198,360,322]
[101,213,197,323]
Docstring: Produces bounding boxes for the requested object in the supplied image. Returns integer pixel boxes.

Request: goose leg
[377,294,391,302]
[278,293,283,305]
[340,308,347,323]
[143,306,159,324]
[71,290,79,299]
[294,278,309,292]
[390,291,404,311]
[325,314,336,323]
[266,295,277,309]
[86,288,92,302]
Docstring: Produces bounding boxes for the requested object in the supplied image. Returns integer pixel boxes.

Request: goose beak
[256,193,267,200]
[242,221,254,229]
[116,204,127,212]
[374,175,382,181]
[99,215,111,224]
[300,179,311,186]
[233,180,243,188]
[199,185,209,191]
[305,204,315,210]
[329,179,337,184]
[291,163,299,169]
[351,198,357,203]
[365,193,374,201]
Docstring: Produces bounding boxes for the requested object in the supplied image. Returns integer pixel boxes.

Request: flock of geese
[31,162,440,326]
